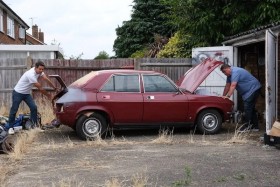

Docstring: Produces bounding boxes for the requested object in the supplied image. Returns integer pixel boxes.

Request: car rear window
[101,74,140,92]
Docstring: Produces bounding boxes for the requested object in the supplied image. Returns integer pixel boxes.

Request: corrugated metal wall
[0,57,192,109]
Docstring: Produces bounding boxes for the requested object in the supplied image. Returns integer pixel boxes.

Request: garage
[192,22,280,135]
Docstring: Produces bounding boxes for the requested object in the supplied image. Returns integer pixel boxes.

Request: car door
[142,74,189,123]
[97,74,143,124]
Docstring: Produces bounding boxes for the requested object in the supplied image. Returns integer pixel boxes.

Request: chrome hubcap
[84,118,100,135]
[202,114,217,130]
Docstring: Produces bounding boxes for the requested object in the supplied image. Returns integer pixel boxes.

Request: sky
[4,0,133,59]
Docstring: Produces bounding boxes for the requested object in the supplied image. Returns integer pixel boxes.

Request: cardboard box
[269,121,280,137]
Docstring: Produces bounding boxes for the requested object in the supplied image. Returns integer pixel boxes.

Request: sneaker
[8,128,15,135]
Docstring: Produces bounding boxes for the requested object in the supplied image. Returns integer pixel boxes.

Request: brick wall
[0,9,25,44]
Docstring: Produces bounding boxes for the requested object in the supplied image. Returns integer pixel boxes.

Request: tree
[162,0,280,49]
[94,51,110,60]
[69,53,83,60]
[113,0,175,58]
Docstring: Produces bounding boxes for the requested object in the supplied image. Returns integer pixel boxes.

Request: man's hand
[222,95,230,99]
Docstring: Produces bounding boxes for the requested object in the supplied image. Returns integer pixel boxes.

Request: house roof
[0,1,29,29]
[26,33,45,45]
[223,21,280,46]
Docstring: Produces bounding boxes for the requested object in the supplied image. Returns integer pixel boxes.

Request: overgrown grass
[151,128,173,144]
[225,123,250,144]
[8,129,39,161]
[0,102,8,116]
[35,98,56,125]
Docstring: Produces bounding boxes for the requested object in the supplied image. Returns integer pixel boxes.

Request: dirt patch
[1,123,280,187]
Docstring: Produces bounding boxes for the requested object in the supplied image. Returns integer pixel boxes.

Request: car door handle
[102,95,110,99]
[147,96,155,100]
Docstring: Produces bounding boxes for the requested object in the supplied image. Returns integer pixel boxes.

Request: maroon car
[51,59,233,140]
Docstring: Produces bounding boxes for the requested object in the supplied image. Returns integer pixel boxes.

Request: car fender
[75,106,115,125]
[191,104,227,122]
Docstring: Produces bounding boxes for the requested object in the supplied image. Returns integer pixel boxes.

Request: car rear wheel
[76,113,107,140]
[196,109,222,134]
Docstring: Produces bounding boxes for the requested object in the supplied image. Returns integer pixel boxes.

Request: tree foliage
[114,0,280,58]
[162,0,280,48]
[113,0,175,58]
[94,51,110,60]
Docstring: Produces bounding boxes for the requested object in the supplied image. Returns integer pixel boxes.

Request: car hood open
[178,59,224,93]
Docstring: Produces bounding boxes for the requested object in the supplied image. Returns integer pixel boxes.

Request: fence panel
[135,58,192,82]
[1,57,192,109]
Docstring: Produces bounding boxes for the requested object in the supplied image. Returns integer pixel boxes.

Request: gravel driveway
[1,123,280,187]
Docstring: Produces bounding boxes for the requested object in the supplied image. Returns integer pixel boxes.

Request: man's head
[220,64,231,76]
[34,61,45,74]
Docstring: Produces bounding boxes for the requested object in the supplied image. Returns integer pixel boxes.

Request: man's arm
[33,82,51,99]
[41,74,57,90]
[222,83,231,96]
[222,82,237,98]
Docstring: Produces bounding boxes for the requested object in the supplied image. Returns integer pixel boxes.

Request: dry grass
[86,135,108,146]
[8,129,39,160]
[131,173,148,187]
[105,178,123,187]
[110,136,135,146]
[151,128,173,144]
[35,98,56,124]
[50,177,85,187]
[224,123,250,144]
[105,173,148,187]
[0,103,8,116]
[0,164,13,186]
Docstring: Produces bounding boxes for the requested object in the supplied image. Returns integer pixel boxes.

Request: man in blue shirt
[221,64,261,131]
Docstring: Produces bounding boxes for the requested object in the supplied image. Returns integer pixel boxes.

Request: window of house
[0,9,3,32]
[101,74,140,92]
[7,16,15,38]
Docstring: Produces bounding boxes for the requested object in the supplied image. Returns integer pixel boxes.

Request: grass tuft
[151,128,173,144]
[225,123,249,144]
[105,178,122,187]
[8,129,39,160]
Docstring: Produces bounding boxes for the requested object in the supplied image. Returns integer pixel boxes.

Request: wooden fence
[0,57,192,109]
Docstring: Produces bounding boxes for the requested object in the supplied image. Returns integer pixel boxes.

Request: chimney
[32,24,39,39]
[39,29,44,43]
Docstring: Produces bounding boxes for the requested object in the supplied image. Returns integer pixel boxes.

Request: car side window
[143,75,177,92]
[101,74,140,92]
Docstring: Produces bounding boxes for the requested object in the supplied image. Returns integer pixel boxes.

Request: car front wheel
[196,109,222,134]
[76,113,107,140]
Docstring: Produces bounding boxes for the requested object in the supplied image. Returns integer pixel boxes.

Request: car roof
[69,69,162,89]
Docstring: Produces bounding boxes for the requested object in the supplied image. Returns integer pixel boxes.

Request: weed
[8,129,39,161]
[172,166,192,186]
[105,178,122,187]
[214,176,228,183]
[225,123,249,144]
[131,172,148,187]
[233,173,246,181]
[151,128,173,144]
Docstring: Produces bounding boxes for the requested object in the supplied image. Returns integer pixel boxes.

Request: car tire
[196,109,222,134]
[76,113,107,140]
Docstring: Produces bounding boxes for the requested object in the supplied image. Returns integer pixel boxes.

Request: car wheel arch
[194,108,223,134]
[76,110,111,127]
[75,112,108,140]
